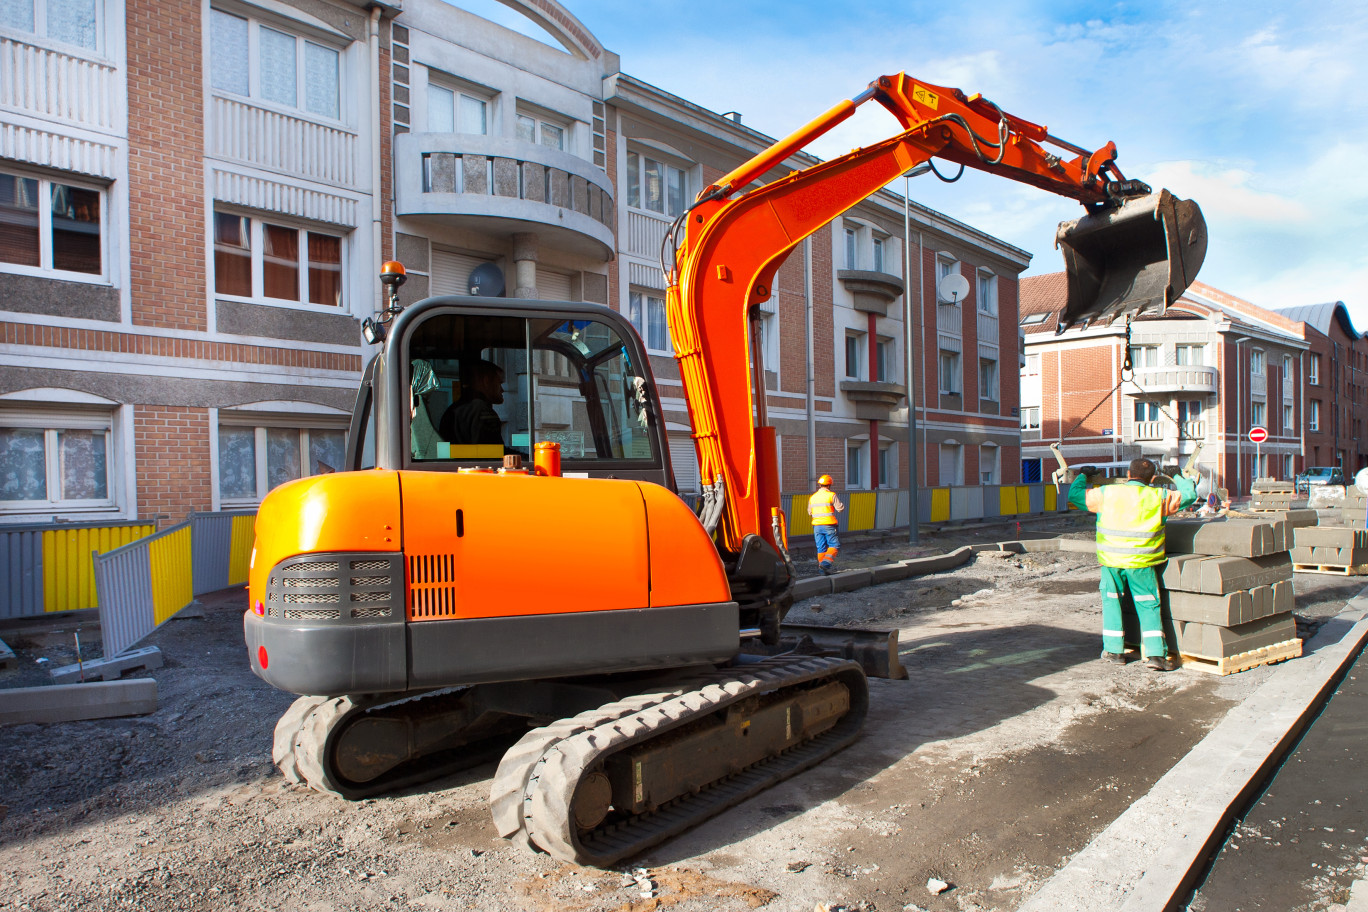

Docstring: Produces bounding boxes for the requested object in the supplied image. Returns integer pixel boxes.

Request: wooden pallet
[1293,563,1368,576]
[1179,638,1303,676]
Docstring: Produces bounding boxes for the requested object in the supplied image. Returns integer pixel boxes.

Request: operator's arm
[834,494,845,513]
[1163,475,1199,516]
[1068,474,1089,512]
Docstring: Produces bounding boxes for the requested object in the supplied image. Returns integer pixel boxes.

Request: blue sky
[455,1,1368,327]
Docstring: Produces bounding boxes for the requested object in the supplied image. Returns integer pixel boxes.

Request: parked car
[1295,466,1345,493]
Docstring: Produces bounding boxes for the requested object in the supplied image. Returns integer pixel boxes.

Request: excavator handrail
[668,73,1145,557]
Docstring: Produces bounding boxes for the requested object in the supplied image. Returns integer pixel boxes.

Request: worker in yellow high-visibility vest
[1068,457,1197,671]
[807,474,846,576]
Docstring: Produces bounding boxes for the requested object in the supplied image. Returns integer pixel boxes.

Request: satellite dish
[1355,466,1368,495]
[937,273,970,304]
[468,263,506,297]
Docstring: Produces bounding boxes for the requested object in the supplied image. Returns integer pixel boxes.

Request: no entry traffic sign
[1248,426,1268,444]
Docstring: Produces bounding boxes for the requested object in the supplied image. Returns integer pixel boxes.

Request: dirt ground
[0,518,1358,912]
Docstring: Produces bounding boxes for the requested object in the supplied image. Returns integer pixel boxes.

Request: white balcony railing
[1250,373,1267,397]
[1283,378,1295,402]
[0,36,117,131]
[977,309,998,344]
[1128,365,1218,395]
[209,96,357,187]
[938,303,962,334]
[626,210,668,259]
[1179,420,1205,439]
[1135,421,1163,440]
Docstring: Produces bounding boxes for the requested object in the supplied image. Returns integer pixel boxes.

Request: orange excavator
[244,73,1205,866]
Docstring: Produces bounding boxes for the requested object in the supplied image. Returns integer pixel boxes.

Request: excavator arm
[668,72,1205,561]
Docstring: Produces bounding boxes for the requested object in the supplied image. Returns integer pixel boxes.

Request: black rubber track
[489,656,869,867]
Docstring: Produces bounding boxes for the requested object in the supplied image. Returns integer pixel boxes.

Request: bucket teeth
[1054,190,1207,333]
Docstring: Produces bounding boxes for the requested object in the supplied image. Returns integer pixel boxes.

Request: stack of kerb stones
[1247,478,1300,512]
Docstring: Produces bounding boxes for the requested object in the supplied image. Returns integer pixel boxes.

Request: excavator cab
[1054,188,1207,333]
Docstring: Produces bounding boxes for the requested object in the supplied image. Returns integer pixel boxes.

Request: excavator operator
[1069,457,1197,671]
[440,358,505,446]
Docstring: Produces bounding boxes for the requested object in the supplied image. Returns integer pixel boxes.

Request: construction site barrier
[93,522,194,659]
[0,519,156,619]
[190,511,255,595]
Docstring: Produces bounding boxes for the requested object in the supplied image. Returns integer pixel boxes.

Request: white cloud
[1143,161,1311,223]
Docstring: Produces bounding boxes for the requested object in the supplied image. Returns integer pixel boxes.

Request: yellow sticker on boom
[912,84,940,110]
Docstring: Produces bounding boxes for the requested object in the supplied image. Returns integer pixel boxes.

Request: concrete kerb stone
[0,679,159,725]
[1018,588,1368,912]
[792,577,832,600]
[830,569,873,593]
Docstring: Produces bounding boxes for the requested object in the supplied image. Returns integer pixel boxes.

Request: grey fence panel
[949,486,985,521]
[0,528,44,619]
[982,484,1001,518]
[874,491,901,529]
[1028,485,1045,514]
[191,512,234,596]
[897,492,911,528]
[919,489,932,523]
[780,494,795,526]
[94,543,154,658]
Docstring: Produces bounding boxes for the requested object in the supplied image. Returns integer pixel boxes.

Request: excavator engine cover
[1054,190,1207,332]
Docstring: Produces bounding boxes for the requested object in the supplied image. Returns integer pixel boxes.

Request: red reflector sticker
[254,601,265,616]
[258,645,269,669]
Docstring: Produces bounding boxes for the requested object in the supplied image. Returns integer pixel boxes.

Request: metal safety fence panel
[0,520,156,619]
[191,511,257,595]
[94,521,194,658]
[847,492,877,531]
[874,491,902,529]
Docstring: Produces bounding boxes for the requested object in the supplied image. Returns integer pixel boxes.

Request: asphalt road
[1187,646,1368,910]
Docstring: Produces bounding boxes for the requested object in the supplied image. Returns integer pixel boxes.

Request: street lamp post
[903,164,931,544]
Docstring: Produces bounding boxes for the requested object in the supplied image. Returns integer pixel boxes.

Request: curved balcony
[840,380,907,421]
[1126,365,1218,395]
[837,269,904,316]
[394,132,614,260]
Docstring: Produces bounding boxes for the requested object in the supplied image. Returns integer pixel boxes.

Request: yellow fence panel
[1044,485,1057,511]
[930,488,950,522]
[847,492,877,531]
[228,514,256,586]
[1016,486,1031,514]
[43,524,155,613]
[148,525,194,625]
[789,494,814,535]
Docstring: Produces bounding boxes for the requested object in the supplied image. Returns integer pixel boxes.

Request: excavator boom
[669,73,1205,557]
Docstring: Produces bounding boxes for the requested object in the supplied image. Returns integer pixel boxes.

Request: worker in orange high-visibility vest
[807,474,846,575]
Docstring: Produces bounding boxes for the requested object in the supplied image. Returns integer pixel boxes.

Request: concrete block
[1251,478,1295,494]
[1166,519,1275,557]
[1178,554,1293,595]
[1160,554,1207,590]
[901,545,975,575]
[1165,588,1253,626]
[1175,614,1298,660]
[792,577,832,600]
[830,569,873,593]
[1294,526,1366,548]
[1290,545,1314,563]
[0,637,15,670]
[0,679,158,725]
[869,562,911,585]
[1057,538,1099,554]
[49,646,162,684]
[1251,509,1319,528]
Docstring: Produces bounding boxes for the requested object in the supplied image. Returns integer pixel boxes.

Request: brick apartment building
[1271,301,1368,473]
[1021,274,1367,497]
[0,0,1026,528]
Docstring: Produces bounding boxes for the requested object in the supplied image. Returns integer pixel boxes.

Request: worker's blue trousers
[1100,565,1168,659]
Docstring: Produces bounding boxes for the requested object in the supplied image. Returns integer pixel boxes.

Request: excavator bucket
[1054,190,1207,332]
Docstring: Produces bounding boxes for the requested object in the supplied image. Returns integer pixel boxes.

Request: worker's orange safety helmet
[817,474,833,486]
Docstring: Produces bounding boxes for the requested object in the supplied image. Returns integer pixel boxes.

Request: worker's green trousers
[1100,565,1168,659]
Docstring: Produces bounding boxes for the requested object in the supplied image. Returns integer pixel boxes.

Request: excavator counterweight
[1055,189,1208,333]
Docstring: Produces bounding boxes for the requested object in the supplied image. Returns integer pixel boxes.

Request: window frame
[0,408,118,516]
[208,7,346,125]
[846,441,866,489]
[1175,343,1204,366]
[1134,400,1160,422]
[1310,399,1320,431]
[426,76,490,135]
[1310,354,1321,385]
[216,418,347,509]
[978,356,998,401]
[1251,400,1266,428]
[844,331,865,380]
[979,443,999,485]
[0,0,102,53]
[1020,406,1041,431]
[0,168,108,283]
[938,349,961,394]
[627,288,671,355]
[1127,345,1159,369]
[212,209,347,311]
[877,443,894,488]
[1250,348,1265,373]
[976,269,997,316]
[625,148,690,220]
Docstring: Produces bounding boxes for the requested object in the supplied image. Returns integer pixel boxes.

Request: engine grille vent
[408,554,461,620]
[285,608,342,620]
[265,554,402,623]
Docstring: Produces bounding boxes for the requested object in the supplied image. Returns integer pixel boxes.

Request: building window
[875,337,892,382]
[1134,401,1159,422]
[0,0,98,50]
[936,256,957,284]
[1283,454,1294,479]
[1024,353,1040,376]
[628,290,670,353]
[844,227,857,270]
[0,411,115,513]
[427,81,487,134]
[976,271,997,315]
[1020,406,1040,430]
[1176,400,1202,422]
[213,212,344,307]
[980,444,999,484]
[517,112,566,150]
[210,9,341,121]
[1283,403,1294,432]
[1250,349,1265,373]
[0,171,103,278]
[1251,401,1266,428]
[1127,345,1159,368]
[1021,312,1049,326]
[845,332,864,380]
[1310,354,1321,385]
[978,357,998,401]
[938,443,962,486]
[1175,344,1204,366]
[847,442,864,489]
[1310,399,1321,431]
[1282,354,1293,377]
[878,445,893,487]
[938,349,960,394]
[872,237,884,273]
[626,151,688,218]
[218,423,345,506]
[1021,457,1042,483]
